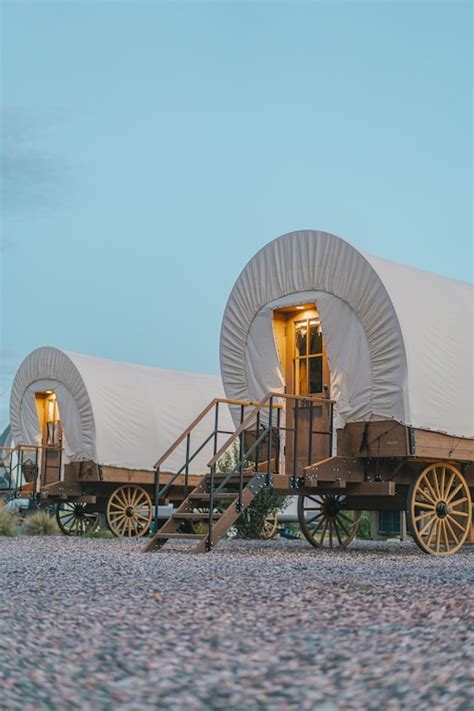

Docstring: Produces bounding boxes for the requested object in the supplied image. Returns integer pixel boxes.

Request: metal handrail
[153,397,282,469]
[207,391,333,469]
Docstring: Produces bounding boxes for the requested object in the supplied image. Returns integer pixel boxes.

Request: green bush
[0,501,17,536]
[84,528,115,539]
[22,511,60,536]
[233,487,288,539]
[356,511,371,539]
[218,441,288,539]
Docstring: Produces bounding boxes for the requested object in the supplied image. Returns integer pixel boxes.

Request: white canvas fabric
[220,230,473,439]
[10,347,232,473]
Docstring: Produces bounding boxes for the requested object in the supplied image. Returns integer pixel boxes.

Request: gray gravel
[0,537,473,710]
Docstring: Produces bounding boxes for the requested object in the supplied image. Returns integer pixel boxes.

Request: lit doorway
[35,391,63,487]
[273,304,331,474]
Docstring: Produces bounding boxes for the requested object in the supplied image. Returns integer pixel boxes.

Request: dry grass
[22,511,60,536]
[0,500,18,536]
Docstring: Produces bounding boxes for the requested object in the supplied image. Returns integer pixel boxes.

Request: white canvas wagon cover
[10,347,232,472]
[220,230,473,439]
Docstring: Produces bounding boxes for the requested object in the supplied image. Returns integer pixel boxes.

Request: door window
[294,319,324,395]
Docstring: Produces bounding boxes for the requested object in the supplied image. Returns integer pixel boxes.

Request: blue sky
[1,0,472,428]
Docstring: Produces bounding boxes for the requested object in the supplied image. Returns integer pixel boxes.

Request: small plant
[22,510,60,536]
[0,500,17,536]
[356,511,371,539]
[85,528,115,539]
[218,441,289,539]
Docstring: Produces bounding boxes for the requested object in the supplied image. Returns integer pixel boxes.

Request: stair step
[189,493,237,500]
[173,513,220,520]
[153,533,204,540]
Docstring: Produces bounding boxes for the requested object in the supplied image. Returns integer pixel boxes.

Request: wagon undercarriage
[3,392,473,555]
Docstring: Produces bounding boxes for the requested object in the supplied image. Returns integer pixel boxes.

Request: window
[294,318,324,395]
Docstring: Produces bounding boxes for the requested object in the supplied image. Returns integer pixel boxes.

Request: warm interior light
[296,306,305,310]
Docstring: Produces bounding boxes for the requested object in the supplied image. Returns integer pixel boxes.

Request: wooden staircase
[144,470,267,553]
[143,390,334,554]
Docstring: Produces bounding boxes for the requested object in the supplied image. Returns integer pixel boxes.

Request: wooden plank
[338,421,474,462]
[337,421,409,458]
[345,481,396,496]
[412,429,474,462]
[99,467,202,487]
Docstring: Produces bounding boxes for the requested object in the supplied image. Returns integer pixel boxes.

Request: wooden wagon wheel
[106,485,152,538]
[261,509,278,539]
[298,494,361,549]
[56,502,99,536]
[407,463,472,556]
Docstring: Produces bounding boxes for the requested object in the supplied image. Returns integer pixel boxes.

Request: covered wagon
[147,229,473,556]
[8,347,234,537]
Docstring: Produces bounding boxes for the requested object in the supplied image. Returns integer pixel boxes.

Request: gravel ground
[0,537,473,711]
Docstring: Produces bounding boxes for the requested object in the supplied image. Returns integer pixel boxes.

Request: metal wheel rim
[407,463,472,556]
[106,485,152,538]
[56,502,99,536]
[298,494,361,549]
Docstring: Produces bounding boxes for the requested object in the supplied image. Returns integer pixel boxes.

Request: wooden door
[35,392,63,487]
[273,305,332,476]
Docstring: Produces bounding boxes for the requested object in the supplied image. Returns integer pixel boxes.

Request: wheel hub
[324,500,339,518]
[74,504,85,518]
[125,506,134,517]
[435,501,448,518]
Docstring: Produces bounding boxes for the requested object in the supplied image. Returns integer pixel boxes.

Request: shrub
[218,441,289,539]
[84,528,114,539]
[357,511,371,539]
[0,500,17,536]
[233,487,289,539]
[22,510,60,536]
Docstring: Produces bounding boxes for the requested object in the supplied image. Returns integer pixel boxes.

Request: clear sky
[1,0,472,428]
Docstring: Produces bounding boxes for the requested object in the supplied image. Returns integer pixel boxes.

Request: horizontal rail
[153,397,283,469]
[207,391,334,469]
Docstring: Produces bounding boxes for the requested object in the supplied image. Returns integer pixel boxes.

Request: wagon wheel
[407,463,472,556]
[56,502,99,536]
[298,494,361,549]
[261,509,278,539]
[106,485,152,538]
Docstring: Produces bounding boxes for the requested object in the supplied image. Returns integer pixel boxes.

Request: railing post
[329,402,334,456]
[207,464,216,552]
[238,404,245,512]
[153,467,160,534]
[255,410,261,473]
[213,402,219,457]
[185,433,191,497]
[308,400,313,465]
[292,399,299,488]
[276,406,281,476]
[266,397,273,487]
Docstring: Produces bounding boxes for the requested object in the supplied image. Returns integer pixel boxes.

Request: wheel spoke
[435,519,441,553]
[333,519,343,546]
[306,512,324,525]
[430,467,441,499]
[421,475,438,504]
[443,471,455,499]
[419,514,437,537]
[444,517,460,545]
[319,519,329,545]
[414,511,433,523]
[449,497,468,509]
[328,520,333,548]
[446,483,464,503]
[413,501,436,511]
[426,520,437,548]
[446,514,466,532]
[440,519,448,551]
